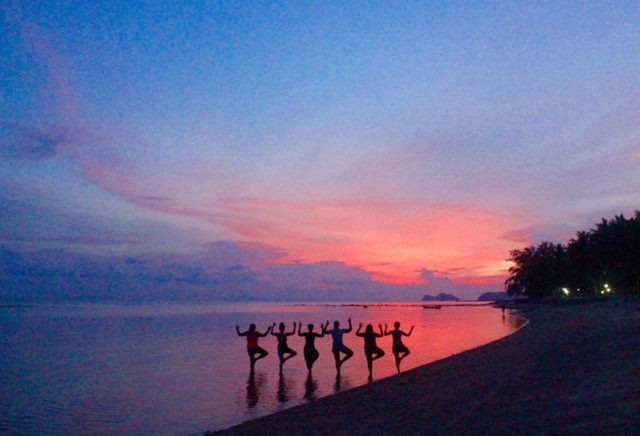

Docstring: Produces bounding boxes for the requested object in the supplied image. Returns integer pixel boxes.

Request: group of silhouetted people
[236,319,414,379]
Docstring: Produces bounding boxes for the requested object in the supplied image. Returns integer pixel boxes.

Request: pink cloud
[216,197,527,286]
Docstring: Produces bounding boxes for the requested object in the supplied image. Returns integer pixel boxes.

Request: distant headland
[421,293,459,302]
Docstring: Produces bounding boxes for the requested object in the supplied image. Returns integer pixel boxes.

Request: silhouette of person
[298,321,328,373]
[236,323,271,373]
[271,322,298,374]
[323,318,353,375]
[356,323,385,379]
[384,321,414,373]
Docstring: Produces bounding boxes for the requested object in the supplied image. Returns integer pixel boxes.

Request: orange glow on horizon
[219,197,521,286]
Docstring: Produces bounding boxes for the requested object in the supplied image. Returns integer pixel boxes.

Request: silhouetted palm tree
[506,210,640,301]
[591,213,639,300]
[505,242,567,299]
[567,230,599,295]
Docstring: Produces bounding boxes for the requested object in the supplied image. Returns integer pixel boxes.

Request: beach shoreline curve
[211,299,639,435]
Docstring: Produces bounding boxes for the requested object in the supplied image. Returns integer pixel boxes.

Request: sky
[1,1,639,301]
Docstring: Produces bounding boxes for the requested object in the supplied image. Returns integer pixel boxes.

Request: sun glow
[220,198,518,286]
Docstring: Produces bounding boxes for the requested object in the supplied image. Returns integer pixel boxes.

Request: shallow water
[0,302,524,434]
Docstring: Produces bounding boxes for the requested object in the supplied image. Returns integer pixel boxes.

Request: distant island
[421,293,459,302]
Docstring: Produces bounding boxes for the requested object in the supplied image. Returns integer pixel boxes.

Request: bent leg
[253,347,269,363]
[304,348,314,371]
[284,348,297,362]
[372,347,385,361]
[332,350,342,371]
[366,352,374,374]
[278,352,285,373]
[341,346,354,364]
[305,347,319,372]
[248,350,256,373]
[310,348,319,365]
[248,349,268,373]
[394,352,401,373]
[279,348,297,373]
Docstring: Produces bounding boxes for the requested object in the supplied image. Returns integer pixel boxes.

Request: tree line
[505,211,640,300]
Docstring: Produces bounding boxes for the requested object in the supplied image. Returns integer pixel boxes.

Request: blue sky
[1,1,639,300]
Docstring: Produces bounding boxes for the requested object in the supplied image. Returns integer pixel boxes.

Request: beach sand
[213,300,640,434]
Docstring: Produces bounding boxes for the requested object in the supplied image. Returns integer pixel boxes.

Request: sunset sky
[1,1,639,300]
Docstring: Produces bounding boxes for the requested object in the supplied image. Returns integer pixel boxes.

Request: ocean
[0,301,524,434]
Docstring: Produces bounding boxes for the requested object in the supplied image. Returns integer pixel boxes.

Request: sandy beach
[213,299,640,434]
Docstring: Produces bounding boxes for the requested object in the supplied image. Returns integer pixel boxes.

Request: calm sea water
[0,301,524,434]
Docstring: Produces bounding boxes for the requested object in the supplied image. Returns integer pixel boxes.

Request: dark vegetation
[505,211,640,300]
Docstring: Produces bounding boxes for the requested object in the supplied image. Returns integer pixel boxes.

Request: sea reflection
[276,374,295,403]
[0,302,525,434]
[333,374,352,393]
[246,373,265,409]
[303,374,317,399]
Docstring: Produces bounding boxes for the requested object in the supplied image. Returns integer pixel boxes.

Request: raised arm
[355,323,364,337]
[286,322,297,335]
[270,322,277,336]
[377,324,384,337]
[404,325,415,336]
[345,318,353,333]
[259,326,272,337]
[298,321,303,336]
[322,321,329,335]
[384,323,390,335]
[236,325,246,336]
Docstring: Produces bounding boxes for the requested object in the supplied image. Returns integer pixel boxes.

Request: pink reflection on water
[0,302,525,434]
[224,303,525,431]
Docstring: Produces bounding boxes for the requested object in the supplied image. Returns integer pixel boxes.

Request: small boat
[423,305,442,309]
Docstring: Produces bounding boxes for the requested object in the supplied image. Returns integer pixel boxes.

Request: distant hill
[477,291,511,301]
[422,293,459,302]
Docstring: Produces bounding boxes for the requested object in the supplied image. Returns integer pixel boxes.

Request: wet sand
[213,300,640,434]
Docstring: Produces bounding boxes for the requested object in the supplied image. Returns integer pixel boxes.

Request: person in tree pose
[236,323,271,373]
[324,318,354,375]
[298,321,328,373]
[384,321,415,373]
[271,321,298,374]
[356,323,385,379]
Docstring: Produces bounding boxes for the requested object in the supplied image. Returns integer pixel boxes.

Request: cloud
[57,188,523,288]
[0,121,66,161]
[200,241,286,267]
[3,235,141,246]
[213,197,523,286]
[499,229,532,245]
[419,268,456,291]
[418,267,501,299]
[138,196,175,202]
[5,0,638,305]
[0,242,441,302]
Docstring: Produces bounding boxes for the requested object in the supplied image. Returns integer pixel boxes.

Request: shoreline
[212,299,640,434]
